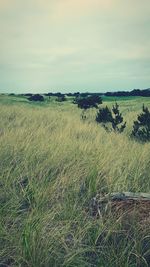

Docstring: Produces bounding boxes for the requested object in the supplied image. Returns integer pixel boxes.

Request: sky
[0,0,150,93]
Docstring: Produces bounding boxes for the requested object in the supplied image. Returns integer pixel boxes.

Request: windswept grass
[0,96,150,266]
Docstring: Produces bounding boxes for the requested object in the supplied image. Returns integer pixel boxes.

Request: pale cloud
[38,0,115,10]
[0,0,115,11]
[36,0,117,22]
[0,0,11,9]
[51,0,115,15]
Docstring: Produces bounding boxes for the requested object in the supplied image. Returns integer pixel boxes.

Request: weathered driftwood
[90,192,150,221]
[110,192,150,201]
[96,192,150,202]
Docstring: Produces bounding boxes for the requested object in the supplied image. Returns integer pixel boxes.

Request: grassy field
[0,94,150,267]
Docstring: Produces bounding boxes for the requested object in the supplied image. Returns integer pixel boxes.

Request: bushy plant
[96,103,126,133]
[75,95,102,120]
[131,105,150,142]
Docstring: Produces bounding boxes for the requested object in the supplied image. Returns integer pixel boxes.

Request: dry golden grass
[0,96,150,266]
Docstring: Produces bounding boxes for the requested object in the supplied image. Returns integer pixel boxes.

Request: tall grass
[0,97,150,266]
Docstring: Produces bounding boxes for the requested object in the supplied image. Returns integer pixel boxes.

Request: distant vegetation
[3,91,150,141]
[48,88,150,97]
[14,88,150,100]
[105,88,150,97]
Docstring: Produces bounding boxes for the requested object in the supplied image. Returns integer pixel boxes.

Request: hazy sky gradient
[0,0,150,93]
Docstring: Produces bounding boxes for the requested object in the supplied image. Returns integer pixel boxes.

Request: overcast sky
[0,0,150,93]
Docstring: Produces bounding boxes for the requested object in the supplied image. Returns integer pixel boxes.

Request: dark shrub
[28,94,44,102]
[131,105,150,142]
[96,103,126,133]
[75,95,102,110]
[73,93,102,120]
[56,95,66,102]
[75,95,102,120]
[9,93,15,96]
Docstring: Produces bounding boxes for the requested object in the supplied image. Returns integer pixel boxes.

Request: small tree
[96,103,126,133]
[111,103,126,133]
[131,105,150,142]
